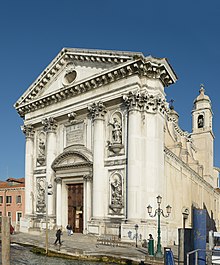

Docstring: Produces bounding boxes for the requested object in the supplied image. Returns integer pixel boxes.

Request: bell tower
[191,85,214,182]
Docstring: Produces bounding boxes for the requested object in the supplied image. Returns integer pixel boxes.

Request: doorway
[68,184,83,233]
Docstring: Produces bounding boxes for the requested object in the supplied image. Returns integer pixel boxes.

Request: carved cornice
[14,49,133,114]
[34,169,46,174]
[52,161,92,171]
[15,54,176,118]
[42,117,57,133]
[104,159,127,167]
[52,149,93,172]
[123,90,168,114]
[21,124,35,138]
[88,101,106,120]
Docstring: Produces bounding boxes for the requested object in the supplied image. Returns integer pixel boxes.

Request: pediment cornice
[15,48,135,109]
[15,49,177,118]
[52,145,93,172]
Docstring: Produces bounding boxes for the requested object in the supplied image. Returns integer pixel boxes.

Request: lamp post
[45,182,53,254]
[147,195,171,258]
[135,224,139,247]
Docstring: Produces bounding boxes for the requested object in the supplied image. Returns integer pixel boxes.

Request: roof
[0,177,25,189]
[6,177,25,184]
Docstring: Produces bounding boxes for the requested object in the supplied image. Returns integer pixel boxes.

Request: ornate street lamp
[147,195,171,258]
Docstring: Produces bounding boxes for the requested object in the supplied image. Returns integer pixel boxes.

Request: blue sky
[0,0,219,180]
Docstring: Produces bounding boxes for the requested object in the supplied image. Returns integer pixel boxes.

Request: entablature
[15,55,177,118]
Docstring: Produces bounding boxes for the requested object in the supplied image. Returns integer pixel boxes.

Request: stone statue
[36,179,45,213]
[110,174,122,206]
[37,134,46,166]
[109,117,122,144]
[38,138,45,157]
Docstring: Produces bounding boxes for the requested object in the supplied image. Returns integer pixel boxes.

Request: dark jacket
[56,229,62,237]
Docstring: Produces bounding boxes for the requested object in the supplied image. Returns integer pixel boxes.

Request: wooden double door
[68,184,83,233]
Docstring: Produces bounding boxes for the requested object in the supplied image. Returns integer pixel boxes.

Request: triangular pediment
[14,48,138,108]
[14,48,177,118]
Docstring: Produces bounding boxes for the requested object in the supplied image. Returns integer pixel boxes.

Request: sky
[0,0,219,180]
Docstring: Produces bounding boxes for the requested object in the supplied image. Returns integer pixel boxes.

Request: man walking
[54,228,62,245]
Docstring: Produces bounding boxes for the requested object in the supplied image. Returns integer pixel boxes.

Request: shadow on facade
[203,203,217,239]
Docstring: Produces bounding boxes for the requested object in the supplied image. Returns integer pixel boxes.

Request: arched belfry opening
[198,114,204,128]
[52,145,93,233]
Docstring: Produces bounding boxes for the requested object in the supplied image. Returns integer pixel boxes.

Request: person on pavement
[54,228,62,245]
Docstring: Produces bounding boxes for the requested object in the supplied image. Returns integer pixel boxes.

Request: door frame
[67,183,84,233]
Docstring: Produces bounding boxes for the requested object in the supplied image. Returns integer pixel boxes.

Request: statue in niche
[198,115,204,128]
[36,178,45,213]
[39,138,45,157]
[110,174,123,214]
[37,132,46,166]
[109,117,122,144]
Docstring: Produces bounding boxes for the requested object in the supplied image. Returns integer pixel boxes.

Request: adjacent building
[0,177,25,231]
[14,48,219,245]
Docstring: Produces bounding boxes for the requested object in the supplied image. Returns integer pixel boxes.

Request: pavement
[8,230,165,264]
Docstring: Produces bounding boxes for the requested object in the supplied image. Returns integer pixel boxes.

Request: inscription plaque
[66,122,84,146]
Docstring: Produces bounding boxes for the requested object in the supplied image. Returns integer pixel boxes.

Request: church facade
[14,48,220,245]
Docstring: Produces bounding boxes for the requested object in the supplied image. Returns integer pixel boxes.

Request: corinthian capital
[123,90,147,111]
[42,117,57,132]
[123,90,168,114]
[21,124,35,138]
[88,101,106,120]
[83,173,93,182]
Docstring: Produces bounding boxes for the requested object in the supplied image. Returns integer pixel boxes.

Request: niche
[198,114,204,128]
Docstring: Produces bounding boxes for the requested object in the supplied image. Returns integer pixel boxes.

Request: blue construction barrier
[164,248,175,265]
[193,209,206,265]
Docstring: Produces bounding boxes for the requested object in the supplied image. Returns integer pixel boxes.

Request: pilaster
[83,173,93,232]
[88,101,106,220]
[123,90,167,220]
[142,92,167,209]
[123,91,142,220]
[55,177,62,227]
[22,124,35,217]
[42,117,57,217]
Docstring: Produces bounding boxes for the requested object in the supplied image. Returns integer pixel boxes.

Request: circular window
[63,70,77,85]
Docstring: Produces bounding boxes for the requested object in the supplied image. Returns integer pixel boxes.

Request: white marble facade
[15,48,220,245]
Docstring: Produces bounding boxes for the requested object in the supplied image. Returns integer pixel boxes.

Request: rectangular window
[16,195,21,204]
[17,212,22,223]
[6,196,12,204]
[7,212,12,222]
[0,196,3,203]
